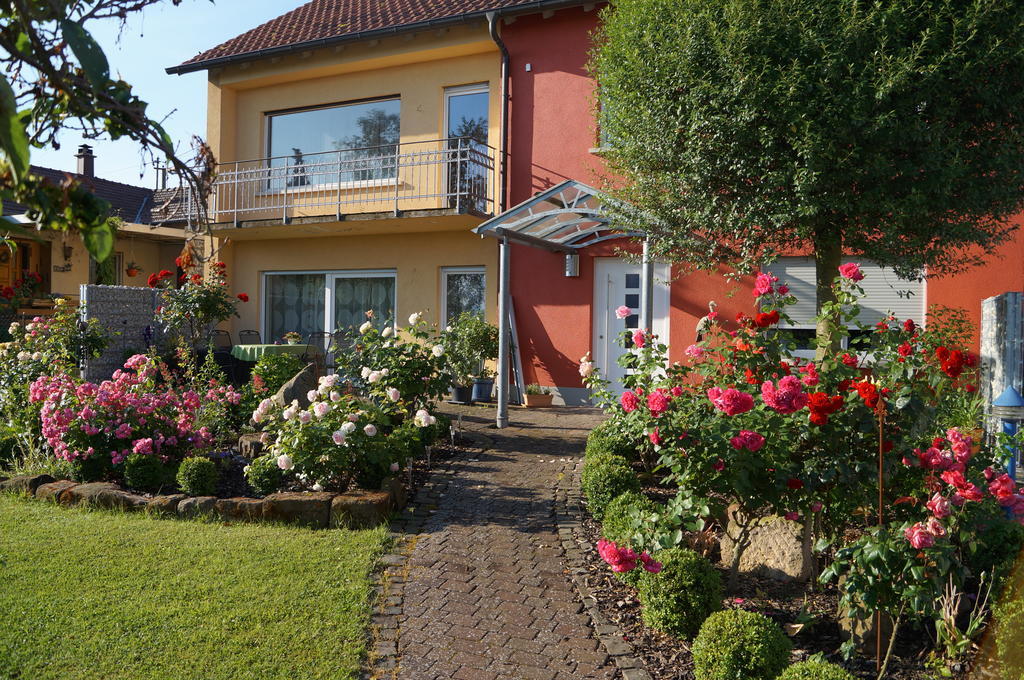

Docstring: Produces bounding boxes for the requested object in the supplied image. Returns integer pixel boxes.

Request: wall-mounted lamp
[564,253,579,277]
[62,244,74,263]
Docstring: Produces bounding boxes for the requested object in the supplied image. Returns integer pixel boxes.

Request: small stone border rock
[362,433,490,680]
[555,458,653,680]
[0,473,405,529]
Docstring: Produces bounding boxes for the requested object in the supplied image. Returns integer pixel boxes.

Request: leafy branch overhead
[0,0,212,260]
[591,0,1024,344]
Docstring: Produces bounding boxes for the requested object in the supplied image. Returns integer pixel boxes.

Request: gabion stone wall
[80,284,169,382]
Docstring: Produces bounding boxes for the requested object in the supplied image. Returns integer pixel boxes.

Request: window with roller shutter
[763,257,925,352]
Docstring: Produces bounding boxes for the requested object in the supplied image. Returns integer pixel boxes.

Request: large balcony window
[267,98,401,190]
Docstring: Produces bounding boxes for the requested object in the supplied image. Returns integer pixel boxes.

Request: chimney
[75,144,95,177]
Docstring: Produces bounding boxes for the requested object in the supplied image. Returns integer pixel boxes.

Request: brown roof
[151,186,201,225]
[168,0,583,74]
[2,166,155,224]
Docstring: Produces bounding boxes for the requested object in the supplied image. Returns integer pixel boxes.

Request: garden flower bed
[575,265,1024,679]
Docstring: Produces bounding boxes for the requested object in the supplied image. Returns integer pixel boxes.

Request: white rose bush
[248,311,453,495]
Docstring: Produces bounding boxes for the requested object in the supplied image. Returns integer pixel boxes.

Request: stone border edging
[555,458,654,680]
[0,473,403,529]
[362,433,491,680]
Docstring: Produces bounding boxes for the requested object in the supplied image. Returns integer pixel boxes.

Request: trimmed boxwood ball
[637,547,721,639]
[777,661,857,680]
[586,421,636,461]
[244,454,285,497]
[123,453,171,493]
[176,456,218,497]
[580,457,640,521]
[602,491,661,586]
[692,609,792,680]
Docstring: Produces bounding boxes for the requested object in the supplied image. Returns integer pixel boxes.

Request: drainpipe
[497,236,511,428]
[487,11,509,213]
[640,237,654,332]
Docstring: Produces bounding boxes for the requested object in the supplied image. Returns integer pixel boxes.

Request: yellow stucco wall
[205,25,504,340]
[206,26,502,215]
[221,229,498,337]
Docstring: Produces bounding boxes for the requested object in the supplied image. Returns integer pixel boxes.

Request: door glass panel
[625,273,640,288]
[333,276,395,331]
[624,293,639,308]
[444,270,486,325]
[446,88,488,211]
[266,274,326,342]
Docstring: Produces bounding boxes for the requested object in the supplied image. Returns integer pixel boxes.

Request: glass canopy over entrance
[475,179,653,429]
[473,179,642,251]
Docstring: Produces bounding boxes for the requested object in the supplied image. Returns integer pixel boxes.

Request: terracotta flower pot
[125,268,139,278]
[525,393,554,408]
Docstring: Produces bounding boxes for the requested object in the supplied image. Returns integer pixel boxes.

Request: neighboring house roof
[2,166,153,224]
[168,0,588,74]
[151,186,200,225]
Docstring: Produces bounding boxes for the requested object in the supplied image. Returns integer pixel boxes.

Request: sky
[30,0,310,188]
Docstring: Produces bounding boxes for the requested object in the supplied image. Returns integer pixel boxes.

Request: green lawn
[0,494,387,680]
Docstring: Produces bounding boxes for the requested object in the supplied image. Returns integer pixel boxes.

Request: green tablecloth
[230,343,320,362]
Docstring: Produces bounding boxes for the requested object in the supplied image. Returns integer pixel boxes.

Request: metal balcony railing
[207,137,497,225]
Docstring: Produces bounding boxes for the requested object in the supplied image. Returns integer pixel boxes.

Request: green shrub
[69,454,113,483]
[968,512,1024,587]
[692,610,792,680]
[637,547,722,639]
[586,420,636,461]
[245,454,285,496]
[602,491,660,586]
[777,661,856,680]
[253,353,303,393]
[176,457,218,496]
[123,454,172,493]
[581,457,639,521]
[422,413,452,447]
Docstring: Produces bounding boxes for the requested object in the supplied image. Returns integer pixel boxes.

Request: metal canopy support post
[640,237,654,331]
[497,236,511,428]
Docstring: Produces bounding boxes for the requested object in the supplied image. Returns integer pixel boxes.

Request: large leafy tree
[591,0,1024,346]
[0,0,211,260]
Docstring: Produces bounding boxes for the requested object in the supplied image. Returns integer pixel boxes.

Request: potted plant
[524,383,554,408]
[443,312,499,404]
[283,331,303,345]
[125,261,142,278]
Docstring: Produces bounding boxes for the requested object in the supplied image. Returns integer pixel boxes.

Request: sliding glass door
[263,270,396,342]
[331,272,396,332]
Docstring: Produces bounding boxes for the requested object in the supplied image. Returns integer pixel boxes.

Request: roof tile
[175,0,560,70]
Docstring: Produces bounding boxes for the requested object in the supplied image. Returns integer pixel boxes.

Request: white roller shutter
[764,257,924,327]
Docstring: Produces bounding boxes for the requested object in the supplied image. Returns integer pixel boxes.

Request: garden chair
[238,329,261,344]
[208,329,233,350]
[305,331,332,375]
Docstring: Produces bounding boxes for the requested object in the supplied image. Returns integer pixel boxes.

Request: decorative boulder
[91,488,149,511]
[214,497,265,522]
[272,363,318,410]
[35,480,78,502]
[719,504,815,582]
[331,490,392,528]
[263,492,335,528]
[177,496,218,518]
[147,494,187,516]
[59,482,120,507]
[1,473,56,495]
[381,476,407,510]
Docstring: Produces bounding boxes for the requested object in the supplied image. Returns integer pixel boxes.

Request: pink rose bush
[30,354,226,467]
[597,539,663,574]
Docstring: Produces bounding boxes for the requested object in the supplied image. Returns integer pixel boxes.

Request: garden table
[230,343,321,362]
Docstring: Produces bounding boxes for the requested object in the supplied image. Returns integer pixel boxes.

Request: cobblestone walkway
[386,405,615,680]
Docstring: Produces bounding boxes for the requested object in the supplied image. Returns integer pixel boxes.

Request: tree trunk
[813,230,843,359]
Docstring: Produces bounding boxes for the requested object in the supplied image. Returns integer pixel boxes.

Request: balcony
[207,138,497,229]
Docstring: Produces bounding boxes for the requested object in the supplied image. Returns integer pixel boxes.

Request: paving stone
[387,406,617,680]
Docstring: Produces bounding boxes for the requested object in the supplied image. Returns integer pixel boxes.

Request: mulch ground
[576,511,974,680]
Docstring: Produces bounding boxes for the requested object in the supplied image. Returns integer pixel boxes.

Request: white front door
[592,258,670,393]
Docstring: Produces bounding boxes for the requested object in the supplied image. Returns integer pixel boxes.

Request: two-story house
[171,0,1024,409]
